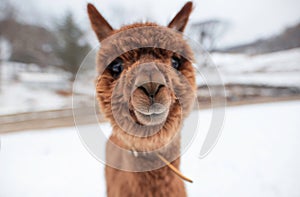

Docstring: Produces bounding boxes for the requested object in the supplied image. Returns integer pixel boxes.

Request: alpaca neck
[105,133,187,196]
[106,134,181,171]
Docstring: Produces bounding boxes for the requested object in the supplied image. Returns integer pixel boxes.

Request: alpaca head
[88,2,197,151]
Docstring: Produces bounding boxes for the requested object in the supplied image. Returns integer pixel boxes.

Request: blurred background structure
[0,0,300,196]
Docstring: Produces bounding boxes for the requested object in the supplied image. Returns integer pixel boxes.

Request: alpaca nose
[135,62,166,98]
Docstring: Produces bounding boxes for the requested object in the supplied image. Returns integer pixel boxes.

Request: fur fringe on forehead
[97,24,194,73]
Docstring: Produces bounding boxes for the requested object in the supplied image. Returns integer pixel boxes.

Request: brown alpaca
[87,2,196,197]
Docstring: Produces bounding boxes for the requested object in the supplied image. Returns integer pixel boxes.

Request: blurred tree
[0,1,59,67]
[225,22,300,54]
[52,12,91,81]
[0,0,17,21]
[0,0,15,93]
[0,38,12,93]
[191,20,229,52]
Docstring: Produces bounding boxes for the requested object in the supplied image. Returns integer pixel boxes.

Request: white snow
[0,101,299,197]
[0,83,71,115]
[212,48,300,74]
[18,72,70,83]
[0,62,74,115]
[197,48,300,87]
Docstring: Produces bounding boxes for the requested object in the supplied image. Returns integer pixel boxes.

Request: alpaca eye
[171,57,181,69]
[108,58,123,77]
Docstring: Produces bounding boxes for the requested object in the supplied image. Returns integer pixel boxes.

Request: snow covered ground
[0,101,299,197]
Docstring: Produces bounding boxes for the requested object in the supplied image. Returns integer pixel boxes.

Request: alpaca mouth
[134,103,167,115]
[133,103,169,126]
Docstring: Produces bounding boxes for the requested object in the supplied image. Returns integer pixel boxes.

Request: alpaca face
[120,55,173,126]
[88,2,196,150]
[104,47,195,126]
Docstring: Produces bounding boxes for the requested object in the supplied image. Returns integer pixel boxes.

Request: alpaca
[87,2,196,196]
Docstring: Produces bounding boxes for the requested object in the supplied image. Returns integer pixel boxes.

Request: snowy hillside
[0,83,71,115]
[0,101,299,197]
[0,62,84,115]
[197,48,300,87]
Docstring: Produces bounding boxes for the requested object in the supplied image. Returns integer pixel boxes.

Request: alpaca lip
[133,108,169,125]
[134,103,168,116]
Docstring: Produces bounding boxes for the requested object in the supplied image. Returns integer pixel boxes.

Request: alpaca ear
[87,3,113,42]
[168,2,193,32]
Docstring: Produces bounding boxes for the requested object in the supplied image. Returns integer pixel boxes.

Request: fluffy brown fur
[87,2,196,196]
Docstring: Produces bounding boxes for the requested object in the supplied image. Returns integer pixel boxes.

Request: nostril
[138,83,165,98]
[155,84,164,95]
[138,85,150,96]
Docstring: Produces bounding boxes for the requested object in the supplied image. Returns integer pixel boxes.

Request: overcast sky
[8,0,300,47]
